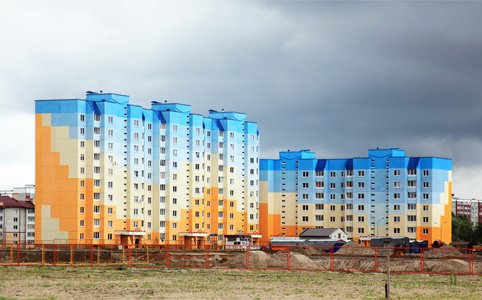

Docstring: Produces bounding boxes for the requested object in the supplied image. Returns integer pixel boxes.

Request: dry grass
[0,266,481,299]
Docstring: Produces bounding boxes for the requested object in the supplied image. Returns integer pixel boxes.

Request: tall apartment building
[35,92,260,245]
[452,197,482,226]
[0,195,36,244]
[259,148,452,244]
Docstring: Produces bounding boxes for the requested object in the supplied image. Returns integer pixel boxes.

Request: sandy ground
[0,266,481,299]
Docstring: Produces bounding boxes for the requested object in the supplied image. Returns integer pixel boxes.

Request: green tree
[452,214,473,243]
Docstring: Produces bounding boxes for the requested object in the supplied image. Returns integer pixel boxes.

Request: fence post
[70,245,73,265]
[330,246,334,271]
[17,243,20,265]
[470,249,473,275]
[421,247,424,274]
[147,245,149,265]
[375,247,378,272]
[90,244,94,267]
[166,245,170,268]
[246,245,250,270]
[42,244,45,265]
[287,246,291,270]
[205,245,209,269]
[128,245,132,267]
[53,244,57,267]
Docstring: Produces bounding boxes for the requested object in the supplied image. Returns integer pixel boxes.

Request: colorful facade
[35,92,260,245]
[259,148,452,244]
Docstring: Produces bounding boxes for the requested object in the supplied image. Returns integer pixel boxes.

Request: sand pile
[335,242,376,256]
[424,245,466,259]
[425,259,470,273]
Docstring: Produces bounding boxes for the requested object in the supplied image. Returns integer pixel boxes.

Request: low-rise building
[0,195,35,244]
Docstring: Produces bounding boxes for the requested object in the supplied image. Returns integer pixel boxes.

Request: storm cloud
[1,1,481,198]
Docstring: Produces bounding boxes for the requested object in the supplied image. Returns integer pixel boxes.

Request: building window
[316,171,324,177]
[408,192,417,199]
[393,216,400,223]
[302,171,309,177]
[423,205,429,211]
[407,227,416,234]
[94,219,100,227]
[393,193,400,199]
[393,228,400,234]
[423,217,429,223]
[358,171,365,177]
[93,232,100,240]
[302,205,309,211]
[358,193,365,200]
[94,206,100,214]
[407,215,416,222]
[423,228,428,235]
[423,170,429,177]
[358,228,364,234]
[302,216,309,222]
[358,216,364,222]
[330,172,336,178]
[393,170,400,176]
[423,193,429,200]
[330,216,335,223]
[393,181,400,188]
[408,204,416,210]
[393,205,400,211]
[423,182,429,188]
[408,169,417,176]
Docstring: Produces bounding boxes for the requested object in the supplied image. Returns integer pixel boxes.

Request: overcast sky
[1,1,481,199]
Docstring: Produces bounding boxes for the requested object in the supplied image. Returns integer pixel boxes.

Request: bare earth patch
[0,266,481,299]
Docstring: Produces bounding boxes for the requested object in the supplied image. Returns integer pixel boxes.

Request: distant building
[259,148,452,244]
[35,92,260,245]
[0,195,35,244]
[452,196,482,226]
[0,185,35,203]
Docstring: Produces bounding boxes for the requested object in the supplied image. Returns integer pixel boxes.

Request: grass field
[0,267,481,299]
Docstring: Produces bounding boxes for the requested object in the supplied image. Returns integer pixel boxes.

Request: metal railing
[0,243,479,275]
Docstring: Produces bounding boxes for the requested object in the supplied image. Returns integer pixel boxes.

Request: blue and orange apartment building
[259,148,452,244]
[35,92,260,245]
[35,91,452,245]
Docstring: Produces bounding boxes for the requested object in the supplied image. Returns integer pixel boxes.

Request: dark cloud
[0,1,481,198]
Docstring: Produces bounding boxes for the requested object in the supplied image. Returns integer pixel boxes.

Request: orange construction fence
[0,243,480,275]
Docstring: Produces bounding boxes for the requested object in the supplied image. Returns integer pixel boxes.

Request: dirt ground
[0,267,481,300]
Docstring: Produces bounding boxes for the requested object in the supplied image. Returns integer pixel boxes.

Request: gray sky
[1,1,481,199]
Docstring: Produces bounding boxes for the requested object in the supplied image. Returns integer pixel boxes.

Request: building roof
[299,228,343,237]
[0,195,34,209]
